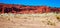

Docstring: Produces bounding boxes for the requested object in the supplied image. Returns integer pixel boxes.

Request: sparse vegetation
[0,12,60,27]
[55,13,60,21]
[47,20,56,26]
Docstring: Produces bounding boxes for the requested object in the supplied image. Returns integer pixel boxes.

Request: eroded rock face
[0,3,60,14]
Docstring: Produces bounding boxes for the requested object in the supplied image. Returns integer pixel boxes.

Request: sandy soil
[0,13,60,28]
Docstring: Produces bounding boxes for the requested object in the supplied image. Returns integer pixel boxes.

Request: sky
[0,0,60,7]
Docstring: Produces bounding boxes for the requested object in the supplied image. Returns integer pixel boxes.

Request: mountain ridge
[0,3,60,14]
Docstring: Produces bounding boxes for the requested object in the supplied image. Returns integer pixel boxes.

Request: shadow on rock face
[4,8,12,13]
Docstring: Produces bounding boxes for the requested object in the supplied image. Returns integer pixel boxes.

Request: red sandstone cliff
[0,3,60,14]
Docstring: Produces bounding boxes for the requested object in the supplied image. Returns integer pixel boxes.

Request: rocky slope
[0,3,60,14]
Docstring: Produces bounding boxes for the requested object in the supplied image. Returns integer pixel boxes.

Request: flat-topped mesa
[0,3,60,14]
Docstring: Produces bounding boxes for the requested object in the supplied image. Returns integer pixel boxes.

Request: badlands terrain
[0,3,60,28]
[0,13,60,28]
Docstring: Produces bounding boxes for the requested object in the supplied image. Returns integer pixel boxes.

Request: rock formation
[0,3,60,14]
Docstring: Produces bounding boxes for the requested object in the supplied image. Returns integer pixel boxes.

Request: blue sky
[0,0,60,7]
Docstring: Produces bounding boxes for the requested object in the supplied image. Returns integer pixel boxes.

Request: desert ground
[0,13,60,28]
